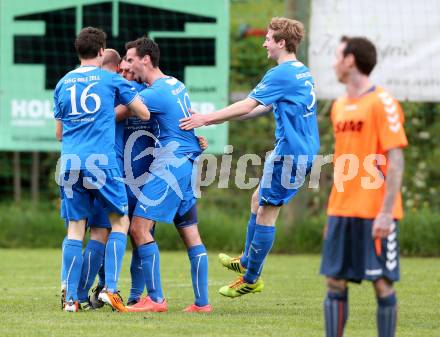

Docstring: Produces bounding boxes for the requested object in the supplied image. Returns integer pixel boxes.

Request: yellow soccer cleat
[218,253,247,274]
[218,276,264,298]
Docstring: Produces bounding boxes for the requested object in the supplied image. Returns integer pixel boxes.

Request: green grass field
[0,250,439,337]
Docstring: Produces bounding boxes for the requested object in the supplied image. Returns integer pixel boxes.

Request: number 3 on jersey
[67,82,101,115]
[305,80,316,111]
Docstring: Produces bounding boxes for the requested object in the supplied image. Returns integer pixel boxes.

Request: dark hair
[75,27,106,59]
[340,36,377,75]
[125,37,160,67]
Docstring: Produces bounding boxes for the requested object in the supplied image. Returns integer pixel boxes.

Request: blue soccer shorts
[86,198,113,229]
[124,151,153,218]
[132,159,197,225]
[320,216,400,283]
[259,152,313,206]
[87,156,140,228]
[59,168,128,222]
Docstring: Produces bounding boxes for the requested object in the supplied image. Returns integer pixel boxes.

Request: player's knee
[129,217,155,244]
[67,220,87,240]
[326,277,347,294]
[256,207,264,220]
[128,221,143,241]
[178,225,203,248]
[256,205,279,225]
[373,278,394,297]
[109,213,130,233]
[89,228,109,243]
[174,205,202,247]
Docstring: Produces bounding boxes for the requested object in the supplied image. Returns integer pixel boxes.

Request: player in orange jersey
[320,36,407,337]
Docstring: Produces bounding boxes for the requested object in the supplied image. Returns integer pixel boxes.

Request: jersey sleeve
[53,82,63,119]
[139,87,162,113]
[248,68,285,106]
[373,92,408,151]
[113,74,138,106]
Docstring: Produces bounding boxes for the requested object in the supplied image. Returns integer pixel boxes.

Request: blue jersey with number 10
[139,77,201,158]
[54,66,138,170]
[249,61,320,157]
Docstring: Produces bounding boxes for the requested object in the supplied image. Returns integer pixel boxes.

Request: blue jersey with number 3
[139,77,201,158]
[54,66,138,169]
[249,61,320,157]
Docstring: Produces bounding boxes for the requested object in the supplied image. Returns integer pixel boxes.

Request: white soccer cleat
[64,300,79,312]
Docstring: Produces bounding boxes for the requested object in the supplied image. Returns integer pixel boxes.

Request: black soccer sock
[377,293,397,337]
[324,289,348,337]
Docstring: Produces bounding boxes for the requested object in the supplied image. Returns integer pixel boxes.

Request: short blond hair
[268,17,304,54]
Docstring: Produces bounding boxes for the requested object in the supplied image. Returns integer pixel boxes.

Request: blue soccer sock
[104,232,127,293]
[324,289,349,337]
[377,293,397,337]
[243,224,275,284]
[63,239,83,302]
[187,244,209,307]
[77,240,105,302]
[60,236,68,289]
[240,213,256,268]
[128,248,144,303]
[97,264,105,287]
[137,242,163,303]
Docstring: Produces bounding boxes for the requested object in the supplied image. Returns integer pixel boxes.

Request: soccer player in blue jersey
[180,17,320,297]
[122,37,212,313]
[77,51,208,309]
[76,49,159,309]
[75,49,121,309]
[118,54,156,307]
[54,27,149,312]
[119,54,207,306]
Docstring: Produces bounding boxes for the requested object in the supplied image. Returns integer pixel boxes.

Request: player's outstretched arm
[233,104,272,121]
[179,97,259,130]
[56,120,62,141]
[372,147,404,238]
[127,97,150,121]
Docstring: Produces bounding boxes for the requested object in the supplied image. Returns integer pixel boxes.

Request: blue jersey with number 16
[54,66,138,170]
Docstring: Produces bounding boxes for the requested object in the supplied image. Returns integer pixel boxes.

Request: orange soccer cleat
[126,296,168,313]
[182,303,213,313]
[98,288,128,312]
